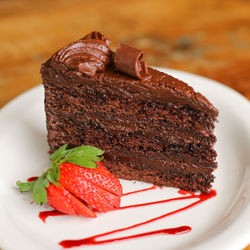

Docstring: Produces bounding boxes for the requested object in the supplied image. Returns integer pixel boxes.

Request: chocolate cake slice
[41,31,218,193]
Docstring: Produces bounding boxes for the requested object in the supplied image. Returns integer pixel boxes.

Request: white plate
[0,68,250,250]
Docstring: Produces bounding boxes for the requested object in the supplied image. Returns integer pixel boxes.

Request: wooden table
[0,0,249,248]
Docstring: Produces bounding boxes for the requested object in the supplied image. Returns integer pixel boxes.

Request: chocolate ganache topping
[50,31,152,80]
[52,31,112,76]
[114,44,151,80]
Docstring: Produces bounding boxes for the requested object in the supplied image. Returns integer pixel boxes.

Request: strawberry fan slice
[47,183,96,218]
[60,162,122,196]
[59,162,121,212]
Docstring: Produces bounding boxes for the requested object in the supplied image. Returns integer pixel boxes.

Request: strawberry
[59,163,121,212]
[46,183,96,218]
[16,144,122,218]
[60,162,122,196]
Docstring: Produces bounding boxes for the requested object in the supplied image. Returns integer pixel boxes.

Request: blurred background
[0,0,250,109]
[0,0,249,248]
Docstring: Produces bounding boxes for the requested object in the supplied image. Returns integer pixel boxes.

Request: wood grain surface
[0,0,249,249]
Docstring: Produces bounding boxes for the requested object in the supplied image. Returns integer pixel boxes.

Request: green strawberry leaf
[67,145,104,157]
[32,185,47,205]
[50,144,68,163]
[16,181,34,192]
[66,158,97,168]
[32,174,48,205]
[43,176,50,188]
[16,144,105,205]
[54,165,60,180]
[63,145,104,168]
[47,170,60,186]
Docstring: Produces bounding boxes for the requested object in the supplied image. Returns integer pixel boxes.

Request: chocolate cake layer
[42,62,217,117]
[43,82,216,144]
[44,83,217,165]
[41,32,218,192]
[102,159,214,193]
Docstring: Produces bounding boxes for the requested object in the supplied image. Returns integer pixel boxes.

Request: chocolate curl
[114,44,151,80]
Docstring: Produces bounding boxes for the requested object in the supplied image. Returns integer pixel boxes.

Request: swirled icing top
[50,31,152,80]
[51,31,112,76]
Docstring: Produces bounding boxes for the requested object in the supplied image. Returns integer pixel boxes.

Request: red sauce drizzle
[39,210,66,223]
[27,176,38,182]
[28,177,65,223]
[60,226,191,248]
[122,185,157,196]
[116,190,215,211]
[31,173,216,248]
[178,189,195,195]
[58,189,216,248]
[39,185,159,223]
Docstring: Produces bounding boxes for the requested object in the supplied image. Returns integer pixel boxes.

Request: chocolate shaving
[114,44,151,80]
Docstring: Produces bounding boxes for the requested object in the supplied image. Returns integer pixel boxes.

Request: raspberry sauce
[39,185,158,223]
[60,226,191,248]
[122,185,157,196]
[32,175,216,248]
[178,189,195,195]
[39,210,66,223]
[58,189,216,248]
[27,176,38,182]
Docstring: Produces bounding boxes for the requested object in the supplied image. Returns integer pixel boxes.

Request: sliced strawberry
[95,162,114,176]
[60,162,122,196]
[46,183,96,218]
[95,162,123,196]
[59,166,120,212]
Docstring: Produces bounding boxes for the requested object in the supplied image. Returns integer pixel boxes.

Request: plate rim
[0,68,250,250]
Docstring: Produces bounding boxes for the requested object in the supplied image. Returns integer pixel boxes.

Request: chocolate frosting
[41,31,218,193]
[82,31,111,46]
[114,44,151,80]
[42,31,218,117]
[51,31,111,76]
